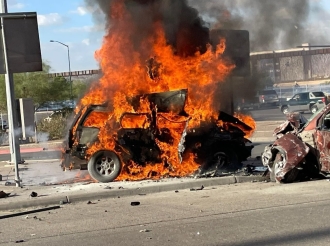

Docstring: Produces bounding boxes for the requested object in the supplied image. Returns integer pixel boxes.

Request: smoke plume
[85,0,210,57]
[188,0,328,51]
[86,0,328,52]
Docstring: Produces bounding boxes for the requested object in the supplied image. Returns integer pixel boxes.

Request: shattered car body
[262,106,330,183]
[62,89,254,183]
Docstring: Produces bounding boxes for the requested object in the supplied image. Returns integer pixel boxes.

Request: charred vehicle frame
[62,89,254,183]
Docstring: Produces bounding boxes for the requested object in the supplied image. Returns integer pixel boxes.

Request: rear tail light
[261,95,265,102]
[322,97,326,103]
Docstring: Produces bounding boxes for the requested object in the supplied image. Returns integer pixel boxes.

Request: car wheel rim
[95,155,117,176]
[212,152,228,169]
[273,153,285,180]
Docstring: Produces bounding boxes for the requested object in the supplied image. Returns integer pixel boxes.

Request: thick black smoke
[86,0,328,52]
[188,0,328,51]
[85,0,210,56]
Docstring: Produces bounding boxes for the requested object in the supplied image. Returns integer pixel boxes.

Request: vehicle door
[309,92,325,107]
[314,110,330,172]
[287,94,303,112]
[298,93,310,111]
[117,113,162,164]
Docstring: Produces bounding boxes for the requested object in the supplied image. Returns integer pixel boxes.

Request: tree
[72,79,90,100]
[0,62,87,111]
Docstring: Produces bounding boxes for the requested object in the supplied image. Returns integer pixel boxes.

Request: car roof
[259,90,277,94]
[296,92,308,95]
[296,91,324,94]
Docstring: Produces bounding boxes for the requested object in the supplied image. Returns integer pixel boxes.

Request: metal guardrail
[266,84,330,100]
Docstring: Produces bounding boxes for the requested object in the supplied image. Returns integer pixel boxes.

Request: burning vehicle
[262,104,330,183]
[62,89,254,183]
[60,0,256,183]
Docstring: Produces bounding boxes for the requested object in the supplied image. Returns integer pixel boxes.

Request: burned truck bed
[62,89,254,183]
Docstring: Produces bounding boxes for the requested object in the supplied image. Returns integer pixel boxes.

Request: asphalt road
[244,106,313,121]
[0,150,60,162]
[1,180,330,246]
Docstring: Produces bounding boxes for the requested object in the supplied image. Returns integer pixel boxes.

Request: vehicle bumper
[261,100,279,105]
[61,148,88,171]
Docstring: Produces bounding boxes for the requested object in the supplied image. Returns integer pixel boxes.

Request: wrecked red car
[62,89,254,183]
[262,104,330,183]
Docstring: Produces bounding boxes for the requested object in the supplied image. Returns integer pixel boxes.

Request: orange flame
[74,0,255,181]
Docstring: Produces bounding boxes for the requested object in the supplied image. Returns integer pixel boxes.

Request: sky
[7,0,103,73]
[6,0,330,73]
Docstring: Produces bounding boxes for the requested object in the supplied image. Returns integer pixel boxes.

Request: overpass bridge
[48,69,101,80]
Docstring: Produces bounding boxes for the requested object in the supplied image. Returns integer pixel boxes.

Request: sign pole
[1,0,22,187]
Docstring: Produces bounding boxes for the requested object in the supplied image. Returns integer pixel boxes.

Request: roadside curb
[0,175,267,211]
[249,137,275,143]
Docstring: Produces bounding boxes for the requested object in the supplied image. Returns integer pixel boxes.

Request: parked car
[236,89,279,111]
[35,102,64,112]
[35,100,77,112]
[235,98,260,111]
[62,100,76,109]
[280,91,327,114]
[43,107,74,122]
[262,104,330,183]
[257,90,279,107]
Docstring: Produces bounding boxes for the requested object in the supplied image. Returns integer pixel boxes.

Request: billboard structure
[0,12,42,73]
[0,11,42,187]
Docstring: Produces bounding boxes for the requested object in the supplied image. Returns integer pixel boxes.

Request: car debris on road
[0,190,10,198]
[190,185,204,191]
[131,201,141,206]
[30,191,38,198]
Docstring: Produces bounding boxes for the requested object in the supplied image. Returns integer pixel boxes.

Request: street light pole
[1,0,22,187]
[50,40,73,103]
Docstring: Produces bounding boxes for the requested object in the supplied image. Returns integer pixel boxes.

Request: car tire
[310,105,318,114]
[284,168,300,183]
[200,150,240,175]
[209,152,228,169]
[281,106,289,114]
[212,150,240,171]
[270,152,281,182]
[87,150,122,183]
[272,150,299,183]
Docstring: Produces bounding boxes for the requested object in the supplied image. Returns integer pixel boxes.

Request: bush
[36,115,67,140]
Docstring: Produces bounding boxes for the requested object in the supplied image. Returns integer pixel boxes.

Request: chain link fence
[266,83,330,101]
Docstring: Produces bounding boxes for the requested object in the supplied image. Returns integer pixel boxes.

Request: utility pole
[1,0,22,187]
[50,40,73,104]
